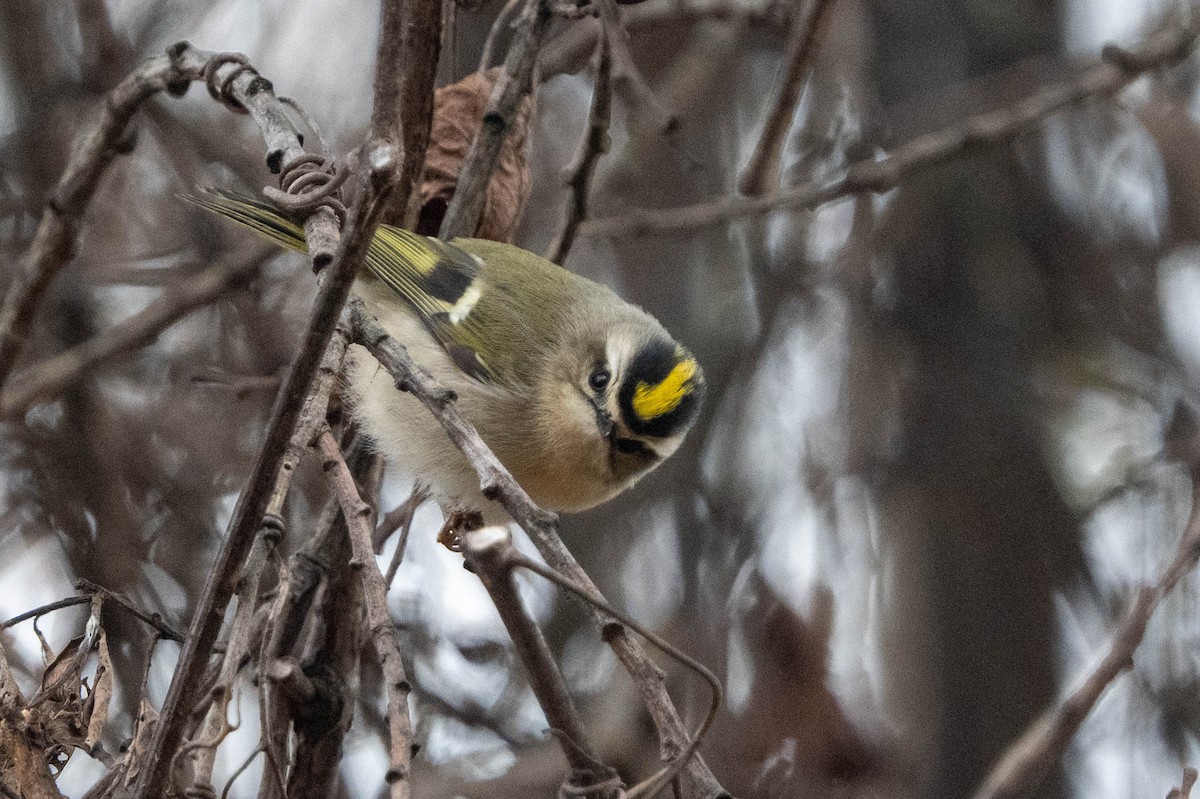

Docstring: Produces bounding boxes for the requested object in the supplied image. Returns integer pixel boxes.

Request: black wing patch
[365,227,494,383]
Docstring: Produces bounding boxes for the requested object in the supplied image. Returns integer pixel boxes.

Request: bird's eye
[588,366,610,393]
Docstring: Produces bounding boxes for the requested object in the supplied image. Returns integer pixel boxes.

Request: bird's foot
[436,508,484,552]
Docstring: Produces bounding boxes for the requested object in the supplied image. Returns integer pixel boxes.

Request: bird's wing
[182,189,561,388]
[369,232,581,389]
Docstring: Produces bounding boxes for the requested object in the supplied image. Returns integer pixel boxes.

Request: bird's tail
[180,188,309,255]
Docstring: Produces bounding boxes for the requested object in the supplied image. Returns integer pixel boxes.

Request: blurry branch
[547,25,613,264]
[1169,768,1199,799]
[595,0,678,142]
[133,2,443,789]
[737,0,838,195]
[582,21,1200,237]
[0,45,201,389]
[349,300,730,798]
[374,488,425,550]
[439,0,553,238]
[0,250,269,419]
[972,466,1200,799]
[480,0,524,71]
[461,528,620,798]
[316,429,415,798]
[540,0,792,79]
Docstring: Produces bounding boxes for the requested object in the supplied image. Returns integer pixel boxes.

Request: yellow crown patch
[632,357,699,421]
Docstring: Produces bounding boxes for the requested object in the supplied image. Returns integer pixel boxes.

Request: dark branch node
[246,75,273,97]
[599,620,624,642]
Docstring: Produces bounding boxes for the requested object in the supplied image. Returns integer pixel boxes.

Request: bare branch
[546,25,613,265]
[439,0,554,239]
[379,489,426,586]
[0,250,269,419]
[373,0,444,227]
[1,585,184,643]
[0,597,92,631]
[131,11,443,787]
[461,527,619,796]
[72,580,187,643]
[182,532,276,796]
[509,550,724,799]
[316,429,415,799]
[737,0,838,195]
[972,473,1200,799]
[582,22,1200,237]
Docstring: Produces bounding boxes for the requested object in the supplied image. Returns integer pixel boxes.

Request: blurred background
[3,0,1200,797]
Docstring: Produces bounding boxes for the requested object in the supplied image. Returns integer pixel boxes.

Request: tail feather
[180,188,309,254]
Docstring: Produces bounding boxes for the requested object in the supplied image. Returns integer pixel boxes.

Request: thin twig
[316,429,415,799]
[0,588,184,644]
[380,489,427,586]
[439,0,554,239]
[73,580,186,642]
[461,528,619,796]
[284,437,371,798]
[0,250,269,418]
[349,301,730,798]
[0,596,93,631]
[972,473,1200,799]
[0,44,202,388]
[512,552,722,799]
[181,531,275,795]
[582,22,1200,237]
[737,0,838,195]
[546,24,613,265]
[374,488,426,551]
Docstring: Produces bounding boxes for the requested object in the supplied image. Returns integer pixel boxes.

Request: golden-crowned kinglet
[188,190,705,519]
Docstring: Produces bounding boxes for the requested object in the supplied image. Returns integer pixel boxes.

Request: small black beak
[591,397,615,440]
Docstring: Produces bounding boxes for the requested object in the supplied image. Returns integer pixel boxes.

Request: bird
[186,189,705,524]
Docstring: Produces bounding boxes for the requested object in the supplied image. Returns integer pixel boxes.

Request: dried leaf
[32,635,85,706]
[121,697,159,788]
[83,629,112,750]
[417,67,533,242]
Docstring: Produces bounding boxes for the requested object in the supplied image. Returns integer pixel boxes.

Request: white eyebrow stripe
[448,283,483,324]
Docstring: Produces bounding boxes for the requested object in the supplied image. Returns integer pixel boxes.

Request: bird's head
[564,321,706,486]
